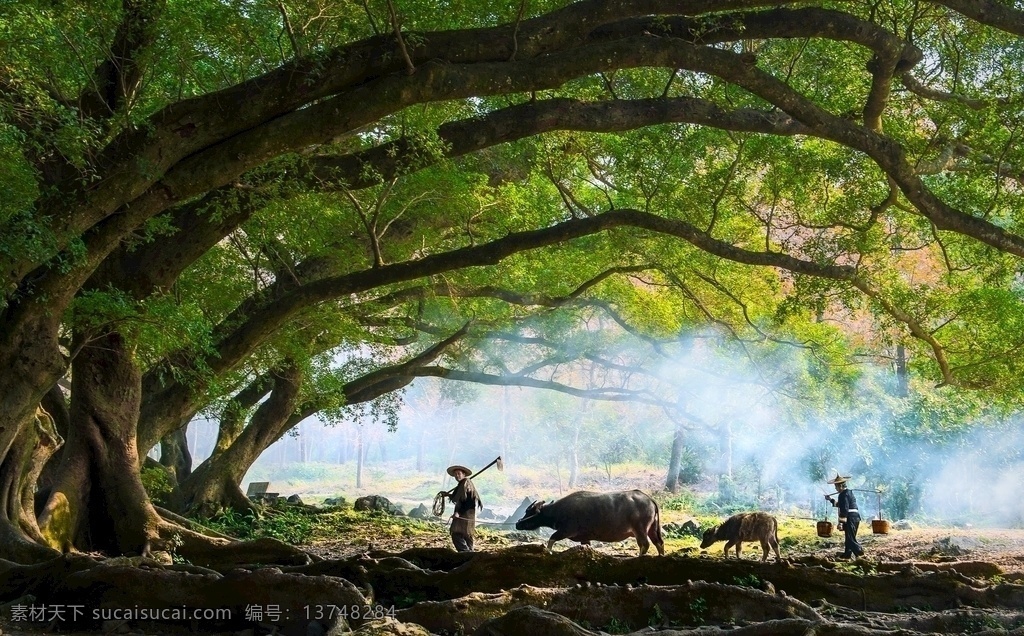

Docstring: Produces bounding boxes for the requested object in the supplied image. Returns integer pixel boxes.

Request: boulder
[680,519,701,536]
[286,494,303,505]
[354,495,404,516]
[408,503,430,519]
[892,519,912,530]
[504,496,538,524]
[323,497,347,507]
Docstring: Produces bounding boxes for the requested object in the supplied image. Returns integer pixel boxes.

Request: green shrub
[202,506,316,545]
[677,447,705,485]
[661,489,698,511]
[141,466,175,508]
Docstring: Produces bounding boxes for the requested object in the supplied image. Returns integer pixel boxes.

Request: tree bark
[179,364,303,516]
[0,310,69,562]
[0,406,64,563]
[159,425,193,482]
[37,331,163,555]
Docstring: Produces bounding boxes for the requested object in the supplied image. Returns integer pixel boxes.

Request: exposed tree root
[0,553,97,599]
[351,617,434,635]
[154,505,237,541]
[872,559,1005,580]
[285,553,445,604]
[286,545,1024,613]
[811,599,1024,633]
[471,606,913,636]
[0,521,61,565]
[159,523,315,569]
[14,558,367,635]
[5,544,1024,635]
[396,581,822,634]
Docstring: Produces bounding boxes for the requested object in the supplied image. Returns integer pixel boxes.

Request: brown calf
[699,511,781,562]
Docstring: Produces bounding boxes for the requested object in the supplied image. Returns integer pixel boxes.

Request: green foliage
[140,466,175,508]
[606,617,631,635]
[648,604,664,628]
[677,446,705,485]
[203,506,317,545]
[731,574,762,588]
[687,597,708,625]
[884,482,922,521]
[661,489,699,512]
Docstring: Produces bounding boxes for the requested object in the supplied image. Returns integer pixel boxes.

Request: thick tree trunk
[179,364,302,516]
[0,312,68,562]
[159,425,193,481]
[0,407,64,563]
[38,331,163,555]
[180,457,257,518]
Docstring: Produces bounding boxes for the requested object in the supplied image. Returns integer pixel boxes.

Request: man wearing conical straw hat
[445,465,483,552]
[825,472,865,559]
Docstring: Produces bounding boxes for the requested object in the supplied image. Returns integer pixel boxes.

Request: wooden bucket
[816,521,833,537]
[871,519,890,535]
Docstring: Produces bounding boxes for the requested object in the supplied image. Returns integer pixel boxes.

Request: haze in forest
[180,340,1024,527]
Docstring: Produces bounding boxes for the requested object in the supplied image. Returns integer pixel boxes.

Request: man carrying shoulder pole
[825,472,865,559]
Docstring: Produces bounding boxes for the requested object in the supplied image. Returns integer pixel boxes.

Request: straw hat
[827,472,851,485]
[447,465,472,478]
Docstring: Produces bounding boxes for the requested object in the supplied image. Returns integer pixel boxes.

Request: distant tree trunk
[666,419,686,493]
[500,386,510,468]
[721,421,734,479]
[895,344,909,397]
[445,411,458,471]
[356,426,364,489]
[299,422,309,463]
[190,424,200,463]
[567,398,591,489]
[568,425,580,489]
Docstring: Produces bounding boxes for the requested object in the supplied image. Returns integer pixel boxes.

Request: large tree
[3,0,1024,562]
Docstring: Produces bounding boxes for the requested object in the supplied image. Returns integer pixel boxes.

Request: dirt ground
[306,517,1024,576]
[849,526,1024,574]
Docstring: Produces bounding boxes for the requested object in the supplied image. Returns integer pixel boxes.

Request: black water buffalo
[515,490,664,555]
[699,511,781,562]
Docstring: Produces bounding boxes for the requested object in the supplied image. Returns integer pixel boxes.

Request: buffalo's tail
[651,499,665,550]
